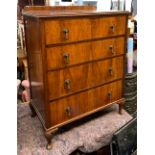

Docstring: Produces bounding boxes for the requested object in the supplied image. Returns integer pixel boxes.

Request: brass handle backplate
[110,24,115,33]
[109,67,113,76]
[63,28,69,40]
[108,92,112,100]
[63,53,70,64]
[64,79,71,90]
[109,45,115,55]
[65,106,71,116]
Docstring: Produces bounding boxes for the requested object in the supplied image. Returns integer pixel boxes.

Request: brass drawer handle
[65,106,71,116]
[64,79,71,90]
[63,53,70,64]
[108,92,112,100]
[109,67,113,76]
[63,28,69,40]
[110,24,115,33]
[109,45,115,55]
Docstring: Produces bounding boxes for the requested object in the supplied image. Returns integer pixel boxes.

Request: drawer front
[92,16,126,38]
[89,79,123,109]
[45,18,91,45]
[90,56,124,86]
[48,64,89,100]
[48,56,124,100]
[47,37,125,70]
[49,80,123,126]
[91,37,125,60]
[45,16,126,45]
[47,42,91,70]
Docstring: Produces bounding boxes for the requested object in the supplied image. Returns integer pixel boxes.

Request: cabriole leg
[45,128,58,150]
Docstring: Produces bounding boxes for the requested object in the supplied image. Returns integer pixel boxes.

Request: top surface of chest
[23,6,129,46]
[23,6,129,18]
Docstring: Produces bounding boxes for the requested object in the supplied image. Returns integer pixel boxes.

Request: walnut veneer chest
[23,6,129,149]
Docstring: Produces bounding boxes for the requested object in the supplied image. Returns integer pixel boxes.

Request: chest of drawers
[23,6,129,149]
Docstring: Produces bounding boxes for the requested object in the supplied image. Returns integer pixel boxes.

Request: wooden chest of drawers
[23,6,129,149]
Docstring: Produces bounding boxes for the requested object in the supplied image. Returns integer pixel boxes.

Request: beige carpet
[17,103,132,155]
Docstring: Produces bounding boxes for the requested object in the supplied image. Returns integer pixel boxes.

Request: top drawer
[92,16,126,39]
[44,16,126,45]
[45,18,91,45]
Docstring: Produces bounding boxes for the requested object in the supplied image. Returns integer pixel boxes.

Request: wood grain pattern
[90,56,124,86]
[46,37,125,70]
[48,63,89,100]
[48,56,124,100]
[25,20,41,54]
[23,7,129,19]
[24,19,45,122]
[45,16,126,45]
[91,37,125,60]
[49,80,122,126]
[45,18,92,45]
[46,42,91,70]
[92,16,126,38]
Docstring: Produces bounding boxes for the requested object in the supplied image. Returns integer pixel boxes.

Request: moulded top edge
[22,10,130,19]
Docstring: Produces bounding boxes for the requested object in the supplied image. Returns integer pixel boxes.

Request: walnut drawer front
[44,16,126,45]
[45,18,91,45]
[47,37,125,70]
[91,37,125,60]
[92,16,126,38]
[90,56,124,86]
[48,64,89,100]
[46,42,91,70]
[49,80,123,126]
[48,56,124,100]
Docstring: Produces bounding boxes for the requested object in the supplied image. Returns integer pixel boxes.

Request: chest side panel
[24,18,46,124]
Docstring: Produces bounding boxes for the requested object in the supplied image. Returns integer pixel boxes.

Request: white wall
[48,0,133,12]
[97,0,111,11]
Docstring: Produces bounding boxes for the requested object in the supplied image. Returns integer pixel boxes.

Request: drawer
[92,16,126,38]
[90,56,124,86]
[45,18,91,45]
[48,56,124,100]
[48,64,89,100]
[47,42,91,70]
[47,37,125,70]
[89,79,123,109]
[49,80,123,126]
[91,37,125,60]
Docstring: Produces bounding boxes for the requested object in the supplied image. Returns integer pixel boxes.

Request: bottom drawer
[49,80,123,126]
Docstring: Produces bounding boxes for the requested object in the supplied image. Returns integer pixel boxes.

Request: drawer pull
[110,24,115,33]
[109,67,113,76]
[63,28,69,40]
[63,53,70,64]
[65,106,71,116]
[64,79,71,90]
[109,45,115,55]
[108,92,112,100]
